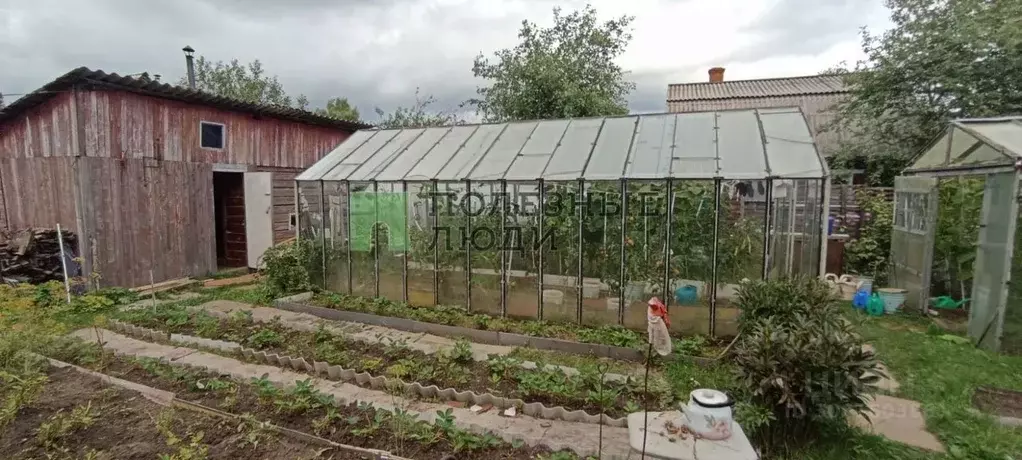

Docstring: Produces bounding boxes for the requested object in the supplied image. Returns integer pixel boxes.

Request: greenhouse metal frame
[295,107,830,337]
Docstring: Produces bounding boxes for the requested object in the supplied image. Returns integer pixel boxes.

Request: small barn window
[200,122,225,149]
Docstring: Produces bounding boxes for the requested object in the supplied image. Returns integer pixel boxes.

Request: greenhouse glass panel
[438,125,504,180]
[437,182,469,306]
[768,180,797,278]
[296,130,376,181]
[469,122,539,181]
[966,121,1022,157]
[626,114,677,179]
[297,181,325,288]
[406,182,436,306]
[541,181,581,323]
[321,130,399,181]
[469,182,503,316]
[670,112,717,179]
[580,180,623,326]
[374,128,451,181]
[376,182,407,303]
[622,180,669,330]
[505,182,542,319]
[583,117,638,179]
[347,129,425,181]
[349,182,377,297]
[405,126,478,181]
[715,180,767,336]
[717,111,767,178]
[543,118,603,180]
[758,108,823,178]
[503,119,570,181]
[667,180,717,335]
[323,181,350,294]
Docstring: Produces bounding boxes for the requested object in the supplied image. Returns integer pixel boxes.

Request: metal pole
[663,179,673,309]
[538,179,545,320]
[500,180,508,317]
[618,179,628,325]
[432,180,439,306]
[576,179,585,324]
[710,179,722,338]
[465,180,472,312]
[761,179,774,279]
[56,224,71,304]
[818,177,831,278]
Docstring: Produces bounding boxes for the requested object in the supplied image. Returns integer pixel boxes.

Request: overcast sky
[1,0,891,122]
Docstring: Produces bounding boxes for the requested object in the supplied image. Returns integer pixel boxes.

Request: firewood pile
[0,228,79,284]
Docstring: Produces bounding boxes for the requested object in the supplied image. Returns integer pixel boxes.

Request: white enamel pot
[681,388,735,440]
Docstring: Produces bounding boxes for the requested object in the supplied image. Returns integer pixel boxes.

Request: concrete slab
[73,328,633,459]
[626,411,757,460]
[862,344,900,393]
[851,395,945,452]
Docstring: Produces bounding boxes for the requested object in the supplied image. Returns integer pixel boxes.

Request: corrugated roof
[667,74,848,102]
[907,117,1022,173]
[0,67,371,131]
[298,107,826,182]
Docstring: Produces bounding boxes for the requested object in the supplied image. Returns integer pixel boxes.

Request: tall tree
[830,0,1022,185]
[316,97,360,122]
[470,5,635,121]
[374,89,461,128]
[181,56,310,109]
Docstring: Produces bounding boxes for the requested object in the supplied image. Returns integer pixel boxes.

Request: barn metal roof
[667,74,847,102]
[297,107,826,182]
[906,117,1022,174]
[0,67,371,131]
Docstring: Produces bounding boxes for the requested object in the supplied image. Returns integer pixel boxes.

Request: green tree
[829,0,1022,186]
[374,89,460,129]
[470,5,635,121]
[182,56,309,109]
[315,97,360,122]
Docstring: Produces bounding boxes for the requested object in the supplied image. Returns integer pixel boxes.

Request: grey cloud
[726,0,871,62]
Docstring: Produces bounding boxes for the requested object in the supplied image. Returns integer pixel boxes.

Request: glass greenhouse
[294,108,830,337]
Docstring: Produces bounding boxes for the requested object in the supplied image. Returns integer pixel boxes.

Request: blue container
[828,216,835,235]
[675,285,698,305]
[852,289,869,310]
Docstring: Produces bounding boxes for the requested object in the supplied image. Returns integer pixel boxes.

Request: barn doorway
[213,172,247,268]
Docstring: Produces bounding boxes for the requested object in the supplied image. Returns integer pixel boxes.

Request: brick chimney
[708,67,725,83]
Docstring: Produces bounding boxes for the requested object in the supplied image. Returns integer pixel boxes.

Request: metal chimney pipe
[182,45,196,89]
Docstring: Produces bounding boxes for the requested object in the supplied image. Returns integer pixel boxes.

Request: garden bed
[39,348,566,460]
[973,386,1022,419]
[0,366,331,460]
[113,306,675,421]
[280,292,726,363]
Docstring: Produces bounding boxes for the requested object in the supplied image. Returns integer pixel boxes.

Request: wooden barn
[0,67,368,287]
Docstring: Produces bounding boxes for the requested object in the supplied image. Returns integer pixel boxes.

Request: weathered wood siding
[668,93,846,157]
[80,158,216,287]
[79,90,349,167]
[0,93,77,159]
[0,157,78,231]
[254,166,302,243]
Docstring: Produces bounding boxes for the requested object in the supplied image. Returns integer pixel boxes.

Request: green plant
[156,409,209,460]
[36,401,99,447]
[486,355,521,381]
[261,239,319,295]
[843,189,893,284]
[732,279,881,455]
[674,335,706,357]
[251,376,281,403]
[359,358,383,373]
[235,415,274,449]
[0,370,47,431]
[191,314,221,339]
[245,328,282,349]
[585,387,619,410]
[446,339,474,364]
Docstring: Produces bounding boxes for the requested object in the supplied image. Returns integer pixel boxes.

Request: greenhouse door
[969,172,1019,350]
[890,176,938,312]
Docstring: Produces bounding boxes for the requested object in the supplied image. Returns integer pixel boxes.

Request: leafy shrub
[843,189,893,284]
[261,239,319,295]
[731,278,880,454]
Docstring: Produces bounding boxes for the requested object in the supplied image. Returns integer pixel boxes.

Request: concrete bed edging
[107,320,629,427]
[42,355,409,460]
[273,298,718,366]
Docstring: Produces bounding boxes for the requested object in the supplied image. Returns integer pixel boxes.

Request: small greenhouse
[900,116,1022,353]
[294,107,830,337]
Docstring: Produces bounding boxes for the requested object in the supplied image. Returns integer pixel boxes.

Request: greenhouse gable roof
[906,117,1022,174]
[297,107,825,182]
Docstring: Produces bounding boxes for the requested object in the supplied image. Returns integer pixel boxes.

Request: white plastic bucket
[542,289,564,306]
[582,280,601,299]
[877,288,907,314]
[857,277,874,295]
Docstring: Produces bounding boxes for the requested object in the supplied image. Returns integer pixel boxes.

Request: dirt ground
[973,386,1022,419]
[0,367,343,460]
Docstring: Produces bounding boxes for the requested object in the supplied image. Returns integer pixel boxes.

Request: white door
[244,172,274,269]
